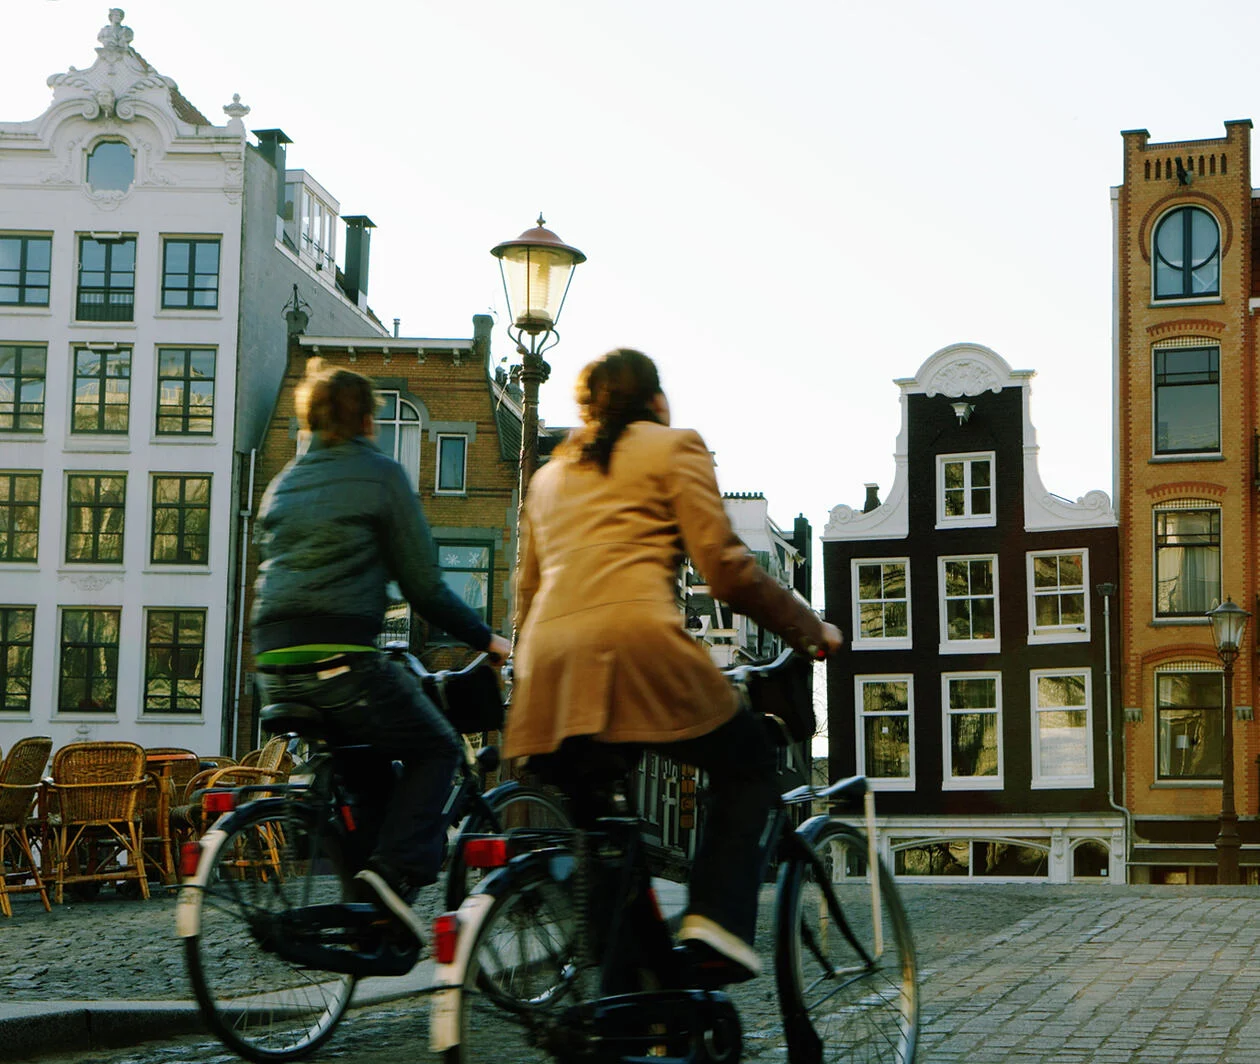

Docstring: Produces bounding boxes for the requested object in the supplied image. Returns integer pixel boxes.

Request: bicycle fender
[792,813,842,847]
[428,891,494,1053]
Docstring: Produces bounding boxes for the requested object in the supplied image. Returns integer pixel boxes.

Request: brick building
[1113,120,1259,881]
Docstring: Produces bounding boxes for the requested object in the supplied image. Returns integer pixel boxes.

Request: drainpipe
[1098,582,1134,881]
[228,448,257,757]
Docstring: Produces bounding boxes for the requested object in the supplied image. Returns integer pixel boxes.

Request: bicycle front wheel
[777,821,918,1063]
[180,804,357,1062]
[446,783,572,910]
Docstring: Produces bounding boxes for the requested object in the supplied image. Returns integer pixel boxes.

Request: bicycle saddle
[260,701,331,740]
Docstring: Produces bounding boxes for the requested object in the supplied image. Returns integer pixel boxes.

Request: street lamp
[491,215,586,493]
[1208,596,1251,885]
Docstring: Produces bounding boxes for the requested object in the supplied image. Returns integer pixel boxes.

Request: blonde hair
[557,348,663,472]
[294,359,375,444]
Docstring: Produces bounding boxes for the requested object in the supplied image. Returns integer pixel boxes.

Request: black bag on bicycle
[729,650,816,743]
[422,660,506,734]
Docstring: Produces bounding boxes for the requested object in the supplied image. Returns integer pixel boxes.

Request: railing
[76,289,134,322]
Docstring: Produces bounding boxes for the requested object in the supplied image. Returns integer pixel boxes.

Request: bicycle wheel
[445,783,572,910]
[180,804,357,1062]
[440,864,591,1064]
[777,821,918,1063]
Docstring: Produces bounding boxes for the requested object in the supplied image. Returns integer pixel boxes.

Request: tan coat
[504,421,827,759]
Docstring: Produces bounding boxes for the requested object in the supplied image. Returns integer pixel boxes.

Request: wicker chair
[173,736,293,839]
[141,748,202,883]
[45,741,150,904]
[0,736,53,917]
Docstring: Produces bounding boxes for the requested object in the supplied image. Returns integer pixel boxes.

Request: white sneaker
[354,868,427,945]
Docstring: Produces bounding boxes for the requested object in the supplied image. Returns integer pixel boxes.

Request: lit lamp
[1208,596,1251,885]
[491,216,586,493]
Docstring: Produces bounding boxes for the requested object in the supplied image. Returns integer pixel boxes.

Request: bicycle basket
[423,662,505,734]
[733,651,815,744]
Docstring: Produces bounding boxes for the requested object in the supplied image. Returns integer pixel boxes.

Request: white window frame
[1029,668,1093,789]
[936,451,996,529]
[435,433,468,495]
[854,674,915,791]
[850,557,912,650]
[938,554,1000,654]
[375,390,422,492]
[941,671,1003,790]
[1026,549,1090,645]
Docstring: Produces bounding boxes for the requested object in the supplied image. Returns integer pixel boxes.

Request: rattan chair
[141,748,202,884]
[0,736,53,917]
[45,741,150,903]
[173,737,293,839]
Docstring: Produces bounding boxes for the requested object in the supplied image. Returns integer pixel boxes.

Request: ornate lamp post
[491,216,586,494]
[1208,596,1251,885]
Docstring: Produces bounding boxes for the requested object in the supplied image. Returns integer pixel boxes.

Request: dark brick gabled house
[823,343,1125,884]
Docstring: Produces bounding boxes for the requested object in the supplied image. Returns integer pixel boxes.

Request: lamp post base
[1216,820,1241,886]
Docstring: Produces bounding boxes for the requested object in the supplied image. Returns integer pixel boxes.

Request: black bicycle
[177,649,570,1063]
[430,712,918,1063]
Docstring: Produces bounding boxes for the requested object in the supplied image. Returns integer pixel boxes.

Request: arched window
[1153,206,1219,299]
[86,141,135,192]
[375,391,421,490]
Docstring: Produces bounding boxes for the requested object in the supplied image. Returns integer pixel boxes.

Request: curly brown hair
[294,359,376,444]
[557,348,664,473]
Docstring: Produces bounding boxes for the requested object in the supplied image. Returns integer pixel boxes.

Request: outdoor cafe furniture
[141,747,200,886]
[44,741,150,904]
[173,736,292,839]
[0,736,53,917]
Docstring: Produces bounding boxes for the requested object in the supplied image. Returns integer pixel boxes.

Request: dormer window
[86,141,134,193]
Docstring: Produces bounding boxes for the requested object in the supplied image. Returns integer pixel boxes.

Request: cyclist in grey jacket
[251,359,510,942]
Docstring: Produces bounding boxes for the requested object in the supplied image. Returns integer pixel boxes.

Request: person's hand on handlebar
[485,633,512,667]
[804,622,845,660]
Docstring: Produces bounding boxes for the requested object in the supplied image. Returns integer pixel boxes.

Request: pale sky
[10,0,1260,606]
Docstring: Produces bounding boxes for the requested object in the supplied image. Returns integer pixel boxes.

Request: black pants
[540,709,778,949]
[258,653,462,885]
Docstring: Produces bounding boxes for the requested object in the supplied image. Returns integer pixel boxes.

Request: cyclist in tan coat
[506,347,843,986]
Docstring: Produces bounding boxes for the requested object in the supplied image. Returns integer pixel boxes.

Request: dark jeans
[539,709,778,949]
[257,653,461,886]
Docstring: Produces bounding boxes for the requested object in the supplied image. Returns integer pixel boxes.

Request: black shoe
[676,941,758,989]
[354,868,426,945]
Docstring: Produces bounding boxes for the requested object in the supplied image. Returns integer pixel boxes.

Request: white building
[0,10,385,754]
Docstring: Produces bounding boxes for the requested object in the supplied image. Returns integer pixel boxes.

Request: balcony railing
[76,289,134,322]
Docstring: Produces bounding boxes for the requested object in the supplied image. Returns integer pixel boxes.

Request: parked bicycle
[429,657,919,1064]
[176,647,570,1063]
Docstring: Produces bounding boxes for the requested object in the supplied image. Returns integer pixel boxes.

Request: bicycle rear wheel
[440,864,590,1063]
[446,783,572,910]
[777,821,918,1063]
[180,804,357,1062]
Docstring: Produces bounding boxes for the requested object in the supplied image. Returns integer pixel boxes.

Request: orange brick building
[225,314,524,755]
[1114,120,1258,881]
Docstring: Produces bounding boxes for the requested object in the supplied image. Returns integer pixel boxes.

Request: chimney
[793,514,813,601]
[253,129,291,218]
[862,483,881,513]
[342,215,375,309]
[472,313,493,364]
[392,318,400,337]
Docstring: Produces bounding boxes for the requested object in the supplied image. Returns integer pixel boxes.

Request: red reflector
[179,841,202,879]
[339,804,357,831]
[464,837,509,868]
[202,790,237,814]
[433,912,459,964]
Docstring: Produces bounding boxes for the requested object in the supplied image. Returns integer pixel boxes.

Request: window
[939,555,999,652]
[893,839,1048,878]
[0,235,51,306]
[156,348,215,435]
[1155,507,1220,617]
[376,392,421,491]
[0,344,46,432]
[1027,550,1088,643]
[434,542,492,639]
[66,474,126,564]
[436,434,467,493]
[73,346,131,432]
[144,609,205,714]
[77,236,135,321]
[162,239,220,309]
[1031,670,1092,787]
[0,607,34,712]
[1153,206,1219,299]
[852,559,911,648]
[937,452,995,527]
[0,473,40,562]
[86,142,134,193]
[942,673,1002,788]
[151,475,210,564]
[855,676,914,789]
[1156,670,1223,779]
[1153,346,1219,454]
[59,608,120,712]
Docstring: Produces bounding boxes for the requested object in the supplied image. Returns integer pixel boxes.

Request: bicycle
[176,648,571,1063]
[429,677,919,1063]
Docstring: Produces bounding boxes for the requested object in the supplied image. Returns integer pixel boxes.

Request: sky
[10,0,1260,609]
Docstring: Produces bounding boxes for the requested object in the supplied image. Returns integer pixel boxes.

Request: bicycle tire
[445,783,572,911]
[180,803,358,1063]
[439,862,590,1064]
[776,820,919,1063]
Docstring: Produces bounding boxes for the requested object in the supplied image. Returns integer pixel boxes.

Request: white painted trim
[1025,548,1091,644]
[940,670,1003,790]
[849,556,912,651]
[937,554,1000,655]
[854,674,915,791]
[1028,667,1094,789]
[935,451,996,529]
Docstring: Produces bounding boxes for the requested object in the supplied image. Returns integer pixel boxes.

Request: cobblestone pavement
[9,882,1260,1062]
